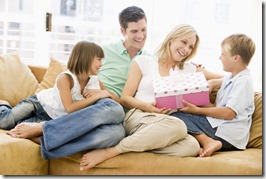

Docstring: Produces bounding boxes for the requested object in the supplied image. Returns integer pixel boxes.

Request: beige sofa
[0,52,263,175]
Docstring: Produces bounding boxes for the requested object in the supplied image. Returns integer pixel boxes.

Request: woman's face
[169,35,197,62]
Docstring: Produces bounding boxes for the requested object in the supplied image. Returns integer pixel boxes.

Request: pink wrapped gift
[153,72,210,109]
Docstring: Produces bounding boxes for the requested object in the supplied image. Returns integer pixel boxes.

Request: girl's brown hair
[67,41,104,75]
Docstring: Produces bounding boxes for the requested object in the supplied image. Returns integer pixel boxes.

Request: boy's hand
[179,100,199,114]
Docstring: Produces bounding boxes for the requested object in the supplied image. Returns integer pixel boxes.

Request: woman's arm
[120,61,170,114]
[196,66,224,80]
[120,61,143,110]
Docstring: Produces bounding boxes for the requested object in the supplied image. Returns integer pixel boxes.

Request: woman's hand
[207,78,223,93]
[143,102,172,114]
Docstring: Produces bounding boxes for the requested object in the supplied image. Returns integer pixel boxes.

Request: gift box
[153,72,210,109]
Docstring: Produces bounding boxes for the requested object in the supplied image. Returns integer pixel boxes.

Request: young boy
[170,33,256,157]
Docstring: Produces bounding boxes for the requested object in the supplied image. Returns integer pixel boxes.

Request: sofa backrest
[247,92,262,149]
[5,54,263,150]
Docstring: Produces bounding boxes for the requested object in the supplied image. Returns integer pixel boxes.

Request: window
[0,0,262,92]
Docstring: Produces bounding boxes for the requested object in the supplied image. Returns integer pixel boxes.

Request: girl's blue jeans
[40,98,126,160]
[0,95,51,130]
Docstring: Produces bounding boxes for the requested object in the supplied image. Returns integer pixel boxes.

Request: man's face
[121,18,147,52]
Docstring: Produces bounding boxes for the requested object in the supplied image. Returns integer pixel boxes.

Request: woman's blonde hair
[67,41,104,75]
[155,24,200,69]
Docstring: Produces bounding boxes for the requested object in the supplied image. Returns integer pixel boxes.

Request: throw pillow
[0,51,38,107]
[247,92,262,149]
[35,57,67,93]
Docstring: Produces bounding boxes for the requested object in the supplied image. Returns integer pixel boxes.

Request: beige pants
[115,108,200,157]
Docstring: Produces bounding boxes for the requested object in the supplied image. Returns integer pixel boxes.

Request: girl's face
[169,35,196,62]
[121,18,147,52]
[219,46,235,72]
[89,56,102,75]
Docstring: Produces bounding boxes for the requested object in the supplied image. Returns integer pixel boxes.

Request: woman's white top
[133,55,196,103]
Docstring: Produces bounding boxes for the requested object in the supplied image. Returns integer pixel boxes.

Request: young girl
[0,41,118,129]
[0,41,126,160]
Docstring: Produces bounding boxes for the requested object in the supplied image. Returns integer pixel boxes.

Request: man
[98,6,151,98]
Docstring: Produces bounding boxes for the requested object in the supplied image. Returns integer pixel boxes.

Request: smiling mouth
[178,50,186,57]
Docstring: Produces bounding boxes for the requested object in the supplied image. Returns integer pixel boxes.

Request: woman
[79,24,223,170]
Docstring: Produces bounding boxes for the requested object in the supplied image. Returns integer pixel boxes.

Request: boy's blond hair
[221,34,256,65]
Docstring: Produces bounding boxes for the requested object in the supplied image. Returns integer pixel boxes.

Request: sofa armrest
[28,65,47,83]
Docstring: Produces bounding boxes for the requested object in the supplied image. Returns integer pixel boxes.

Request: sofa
[0,52,263,175]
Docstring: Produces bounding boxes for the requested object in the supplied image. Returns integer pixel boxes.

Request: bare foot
[0,100,10,107]
[6,122,43,139]
[6,130,17,137]
[80,147,120,171]
[198,140,222,157]
[29,137,41,144]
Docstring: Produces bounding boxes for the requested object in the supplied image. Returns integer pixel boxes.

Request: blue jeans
[0,95,51,130]
[40,98,126,160]
[170,112,237,151]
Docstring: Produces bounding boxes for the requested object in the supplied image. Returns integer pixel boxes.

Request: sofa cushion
[0,51,38,107]
[0,129,48,175]
[49,149,262,175]
[35,57,67,93]
[247,92,262,149]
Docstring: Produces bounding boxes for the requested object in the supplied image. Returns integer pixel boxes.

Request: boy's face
[121,18,147,52]
[219,46,235,72]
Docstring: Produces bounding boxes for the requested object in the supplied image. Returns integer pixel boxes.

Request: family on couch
[0,5,256,172]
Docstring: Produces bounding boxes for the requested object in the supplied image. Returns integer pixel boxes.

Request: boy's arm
[179,100,236,120]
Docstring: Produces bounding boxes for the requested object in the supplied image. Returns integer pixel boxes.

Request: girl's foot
[6,122,43,138]
[0,100,11,108]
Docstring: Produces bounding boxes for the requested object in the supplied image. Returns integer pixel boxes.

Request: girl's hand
[97,90,111,99]
[83,89,101,98]
[179,100,199,114]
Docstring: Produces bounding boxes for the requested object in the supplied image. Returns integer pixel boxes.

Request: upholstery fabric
[0,52,38,107]
[0,64,262,175]
[247,92,262,149]
[35,57,67,93]
[49,149,262,175]
[0,129,49,175]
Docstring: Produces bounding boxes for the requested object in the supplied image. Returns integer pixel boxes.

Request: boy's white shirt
[207,69,254,149]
